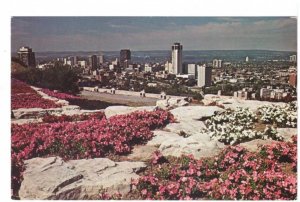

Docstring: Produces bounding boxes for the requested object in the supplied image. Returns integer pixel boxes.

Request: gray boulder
[276,128,297,142]
[170,106,225,122]
[158,133,225,159]
[19,157,146,200]
[104,106,156,118]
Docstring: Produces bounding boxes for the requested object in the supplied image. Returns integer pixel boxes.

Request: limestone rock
[170,106,224,122]
[12,108,63,119]
[11,118,42,125]
[158,133,225,159]
[104,106,156,118]
[62,105,81,111]
[147,130,181,147]
[276,128,297,142]
[164,120,207,136]
[238,139,279,152]
[19,157,146,200]
[156,97,189,109]
[126,145,158,161]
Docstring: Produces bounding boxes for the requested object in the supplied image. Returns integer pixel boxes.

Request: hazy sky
[11,17,297,52]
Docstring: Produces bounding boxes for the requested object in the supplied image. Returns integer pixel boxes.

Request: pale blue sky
[11,17,297,52]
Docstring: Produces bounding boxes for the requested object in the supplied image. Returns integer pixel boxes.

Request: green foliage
[12,63,80,93]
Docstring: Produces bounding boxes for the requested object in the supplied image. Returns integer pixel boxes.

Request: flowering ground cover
[118,136,296,200]
[11,109,175,196]
[204,104,297,145]
[258,102,297,128]
[11,79,61,109]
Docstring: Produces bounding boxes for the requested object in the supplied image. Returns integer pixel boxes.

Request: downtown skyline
[11,17,297,52]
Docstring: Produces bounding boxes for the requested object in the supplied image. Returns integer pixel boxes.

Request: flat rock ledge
[19,157,146,200]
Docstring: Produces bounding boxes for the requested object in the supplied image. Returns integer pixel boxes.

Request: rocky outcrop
[19,157,146,200]
[202,94,285,111]
[170,106,224,122]
[12,108,63,119]
[158,133,225,159]
[276,128,297,142]
[156,97,189,110]
[104,106,157,118]
[165,121,207,136]
[238,139,279,152]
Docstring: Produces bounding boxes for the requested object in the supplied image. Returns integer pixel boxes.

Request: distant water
[13,50,296,64]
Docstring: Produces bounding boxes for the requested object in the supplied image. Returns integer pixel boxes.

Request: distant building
[120,49,131,68]
[17,46,36,68]
[290,55,297,62]
[78,60,87,68]
[165,61,173,73]
[98,53,104,64]
[144,64,152,72]
[67,56,77,66]
[197,64,212,87]
[187,64,197,77]
[245,56,249,62]
[171,42,183,75]
[212,59,222,68]
[89,55,98,70]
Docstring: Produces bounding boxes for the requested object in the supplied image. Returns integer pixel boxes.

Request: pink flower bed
[11,79,61,109]
[41,88,80,100]
[11,109,175,195]
[11,79,36,94]
[130,137,297,200]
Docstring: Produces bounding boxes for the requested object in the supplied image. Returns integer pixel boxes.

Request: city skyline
[11,17,297,52]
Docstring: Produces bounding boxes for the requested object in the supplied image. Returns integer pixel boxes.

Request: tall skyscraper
[17,46,36,68]
[197,64,212,87]
[120,49,131,68]
[172,42,183,75]
[89,55,98,70]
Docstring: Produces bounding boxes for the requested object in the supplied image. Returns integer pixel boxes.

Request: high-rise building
[197,64,212,87]
[89,55,98,70]
[98,52,104,64]
[187,64,197,77]
[68,56,77,66]
[212,59,222,68]
[17,46,36,68]
[120,49,131,68]
[245,56,249,62]
[165,61,173,73]
[290,55,297,62]
[172,42,183,75]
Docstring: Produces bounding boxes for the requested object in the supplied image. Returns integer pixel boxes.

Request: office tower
[172,42,183,75]
[187,64,197,77]
[212,59,222,68]
[98,52,104,64]
[290,55,297,62]
[89,55,98,70]
[120,49,131,68]
[197,64,212,87]
[68,56,77,66]
[17,46,36,68]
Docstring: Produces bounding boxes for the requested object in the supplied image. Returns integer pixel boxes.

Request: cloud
[11,17,297,51]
